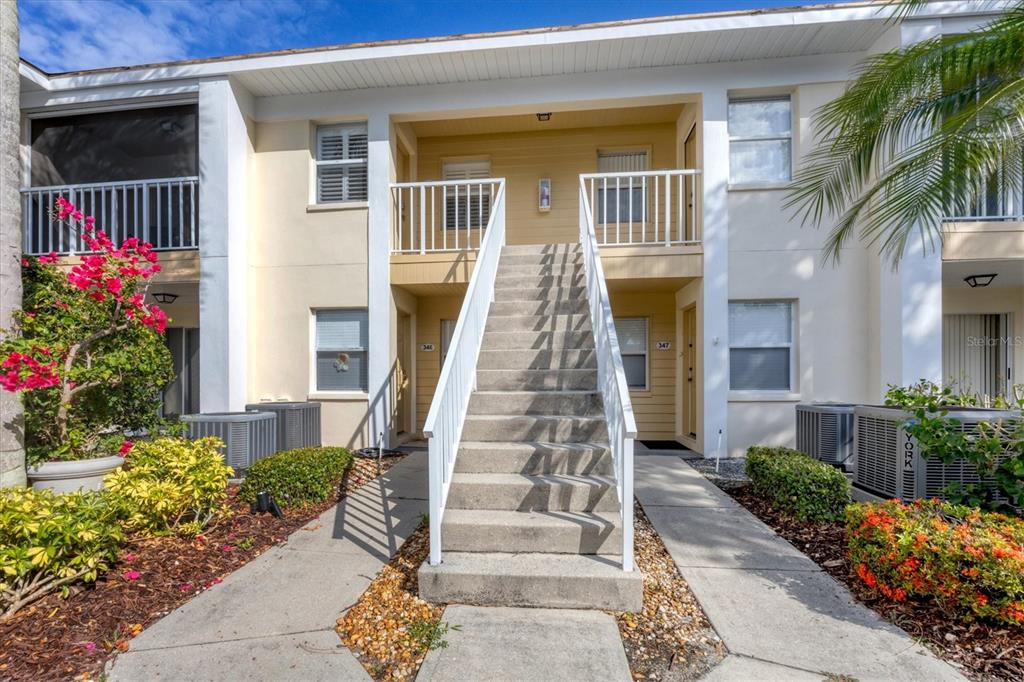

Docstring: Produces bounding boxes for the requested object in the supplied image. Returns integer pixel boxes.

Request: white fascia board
[255,51,864,122]
[19,62,51,90]
[21,81,199,112]
[32,3,909,92]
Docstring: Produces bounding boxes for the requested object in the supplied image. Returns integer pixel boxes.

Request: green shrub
[238,447,353,508]
[0,487,123,622]
[104,437,233,535]
[745,446,851,522]
[847,499,1024,628]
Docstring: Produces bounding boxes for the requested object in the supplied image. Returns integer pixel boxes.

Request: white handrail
[580,169,701,247]
[423,179,506,565]
[391,178,500,254]
[21,176,199,255]
[578,177,638,572]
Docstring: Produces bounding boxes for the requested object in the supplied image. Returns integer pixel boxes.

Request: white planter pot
[27,455,125,494]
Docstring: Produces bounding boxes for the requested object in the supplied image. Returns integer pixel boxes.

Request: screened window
[615,317,648,390]
[728,97,792,185]
[596,150,648,224]
[316,124,368,203]
[729,301,795,391]
[314,309,368,391]
[443,160,491,230]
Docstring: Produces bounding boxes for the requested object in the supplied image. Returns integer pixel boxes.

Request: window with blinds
[596,150,648,224]
[728,301,795,391]
[615,317,649,389]
[314,309,368,391]
[728,97,792,185]
[315,124,368,203]
[443,160,491,230]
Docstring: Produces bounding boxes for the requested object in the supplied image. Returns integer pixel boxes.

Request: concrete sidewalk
[108,453,428,682]
[634,452,967,682]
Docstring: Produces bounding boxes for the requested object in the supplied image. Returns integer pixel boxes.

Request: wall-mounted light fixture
[152,292,179,304]
[536,112,551,122]
[964,274,997,288]
[538,178,551,212]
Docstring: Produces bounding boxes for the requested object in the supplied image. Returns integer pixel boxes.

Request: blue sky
[19,0,857,73]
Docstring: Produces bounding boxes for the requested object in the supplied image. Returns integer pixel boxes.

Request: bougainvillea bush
[847,499,1024,628]
[0,198,174,466]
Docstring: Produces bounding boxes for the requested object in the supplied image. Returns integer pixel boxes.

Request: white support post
[367,112,394,448]
[701,89,730,459]
[198,78,251,413]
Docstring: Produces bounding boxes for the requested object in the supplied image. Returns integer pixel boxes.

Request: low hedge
[745,446,851,522]
[104,437,233,536]
[238,446,353,508]
[847,499,1024,627]
[0,488,123,622]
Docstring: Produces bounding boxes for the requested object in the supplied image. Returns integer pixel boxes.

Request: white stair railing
[21,177,199,255]
[580,169,701,246]
[578,177,638,572]
[391,178,499,253]
[423,179,506,565]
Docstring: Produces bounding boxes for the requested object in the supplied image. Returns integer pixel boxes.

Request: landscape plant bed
[617,502,725,680]
[0,455,403,682]
[337,521,442,682]
[725,484,1024,682]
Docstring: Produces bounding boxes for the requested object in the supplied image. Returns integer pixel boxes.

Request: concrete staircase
[418,243,643,611]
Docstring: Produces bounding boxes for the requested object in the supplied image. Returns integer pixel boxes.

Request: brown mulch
[726,484,1024,682]
[337,522,441,682]
[617,502,726,681]
[0,454,404,682]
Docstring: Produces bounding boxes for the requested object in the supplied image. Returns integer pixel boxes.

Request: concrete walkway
[108,453,429,681]
[634,452,967,682]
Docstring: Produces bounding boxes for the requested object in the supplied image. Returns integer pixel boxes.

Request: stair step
[441,510,623,554]
[486,314,591,333]
[489,299,587,317]
[477,368,597,391]
[501,243,580,255]
[481,330,594,350]
[418,552,642,610]
[446,472,617,512]
[476,349,596,370]
[497,262,584,277]
[468,390,602,416]
[495,274,586,290]
[499,252,584,267]
[456,441,613,475]
[493,286,586,302]
[463,415,608,442]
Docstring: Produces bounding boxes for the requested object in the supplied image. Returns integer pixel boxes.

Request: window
[728,96,792,185]
[315,123,368,203]
[440,319,456,365]
[596,150,648,224]
[729,301,795,391]
[615,317,648,389]
[314,309,368,391]
[443,160,491,230]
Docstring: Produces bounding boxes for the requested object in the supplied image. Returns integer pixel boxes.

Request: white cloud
[18,0,331,72]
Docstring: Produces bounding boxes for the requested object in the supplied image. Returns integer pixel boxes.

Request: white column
[366,112,394,447]
[198,78,251,412]
[878,241,943,393]
[701,89,730,459]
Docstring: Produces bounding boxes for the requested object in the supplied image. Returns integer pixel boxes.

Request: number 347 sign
[655,341,672,351]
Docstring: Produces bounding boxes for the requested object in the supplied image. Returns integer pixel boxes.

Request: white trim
[306,201,368,212]
[308,391,370,402]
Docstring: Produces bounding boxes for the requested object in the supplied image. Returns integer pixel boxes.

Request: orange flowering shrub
[846,499,1024,627]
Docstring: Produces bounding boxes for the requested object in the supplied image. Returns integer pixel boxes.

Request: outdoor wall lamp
[964,274,997,288]
[536,112,551,121]
[152,292,179,304]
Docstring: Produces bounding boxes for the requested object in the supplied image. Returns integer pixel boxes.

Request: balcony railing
[21,177,199,255]
[945,170,1024,221]
[580,169,702,246]
[391,178,500,254]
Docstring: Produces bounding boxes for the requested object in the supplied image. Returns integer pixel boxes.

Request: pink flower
[221,544,234,552]
[123,553,136,562]
[178,582,193,592]
[205,577,223,588]
[119,441,134,456]
[122,570,141,581]
[82,642,97,653]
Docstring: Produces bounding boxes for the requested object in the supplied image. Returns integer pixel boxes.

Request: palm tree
[0,0,25,487]
[786,2,1024,265]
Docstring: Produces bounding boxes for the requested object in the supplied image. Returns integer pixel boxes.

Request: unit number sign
[655,341,672,350]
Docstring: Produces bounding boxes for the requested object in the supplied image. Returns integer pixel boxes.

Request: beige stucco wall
[415,122,678,245]
[248,119,372,448]
[725,81,877,457]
